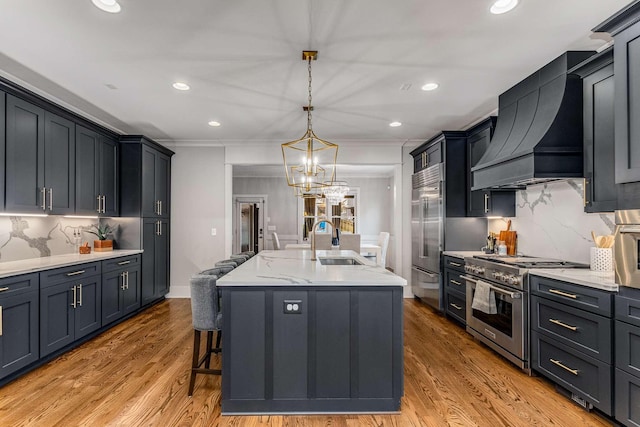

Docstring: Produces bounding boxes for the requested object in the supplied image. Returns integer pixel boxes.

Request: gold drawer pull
[66,270,85,277]
[549,318,578,331]
[450,303,462,310]
[450,280,462,285]
[0,306,3,336]
[548,289,578,299]
[550,358,579,376]
[117,260,131,265]
[0,287,8,292]
[449,262,462,267]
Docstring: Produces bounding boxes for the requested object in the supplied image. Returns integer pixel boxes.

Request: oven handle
[460,275,521,299]
[619,225,640,233]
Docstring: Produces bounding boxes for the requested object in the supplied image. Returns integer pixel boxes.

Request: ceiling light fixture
[282,51,338,198]
[208,121,221,127]
[490,0,518,15]
[421,82,439,91]
[389,121,402,127]
[91,0,121,13]
[323,180,350,205]
[172,82,190,91]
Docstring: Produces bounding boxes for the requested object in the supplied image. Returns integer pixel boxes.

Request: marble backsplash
[0,216,110,262]
[488,179,615,264]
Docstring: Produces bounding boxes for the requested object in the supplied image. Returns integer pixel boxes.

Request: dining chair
[339,233,361,252]
[188,274,222,396]
[377,232,390,269]
[272,232,281,250]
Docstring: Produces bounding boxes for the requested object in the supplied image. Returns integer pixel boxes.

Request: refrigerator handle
[411,266,439,277]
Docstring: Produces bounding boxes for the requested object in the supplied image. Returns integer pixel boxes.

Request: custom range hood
[472,51,595,190]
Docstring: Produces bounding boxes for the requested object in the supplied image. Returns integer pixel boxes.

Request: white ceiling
[0,0,631,148]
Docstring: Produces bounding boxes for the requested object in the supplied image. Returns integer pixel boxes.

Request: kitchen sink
[318,257,363,266]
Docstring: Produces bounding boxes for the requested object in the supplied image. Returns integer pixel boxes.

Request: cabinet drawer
[615,368,640,427]
[530,276,613,316]
[102,255,141,273]
[531,331,612,415]
[0,273,38,298]
[616,320,640,377]
[443,256,464,272]
[40,262,101,288]
[531,296,612,363]
[445,291,466,325]
[616,295,640,328]
[444,269,465,295]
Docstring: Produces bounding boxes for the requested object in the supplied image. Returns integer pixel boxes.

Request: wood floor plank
[0,298,614,426]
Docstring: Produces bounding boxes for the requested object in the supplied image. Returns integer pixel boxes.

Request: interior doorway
[233,196,266,254]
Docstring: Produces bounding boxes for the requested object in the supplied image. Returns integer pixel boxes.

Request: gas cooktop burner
[472,254,589,269]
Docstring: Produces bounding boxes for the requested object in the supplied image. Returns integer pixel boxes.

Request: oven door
[464,276,526,365]
[615,224,640,288]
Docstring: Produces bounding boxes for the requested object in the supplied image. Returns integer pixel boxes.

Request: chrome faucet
[310,219,335,261]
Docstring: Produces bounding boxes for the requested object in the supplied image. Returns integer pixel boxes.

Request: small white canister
[590,247,613,272]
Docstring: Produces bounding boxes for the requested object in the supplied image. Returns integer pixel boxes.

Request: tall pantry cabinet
[119,136,174,306]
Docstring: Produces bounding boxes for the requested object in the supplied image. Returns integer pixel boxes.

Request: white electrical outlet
[211,228,217,236]
[267,225,276,231]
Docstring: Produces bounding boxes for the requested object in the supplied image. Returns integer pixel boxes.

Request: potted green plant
[88,223,114,252]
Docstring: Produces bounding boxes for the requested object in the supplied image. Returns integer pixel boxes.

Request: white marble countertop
[530,269,619,292]
[442,250,486,259]
[0,250,143,279]
[217,250,406,287]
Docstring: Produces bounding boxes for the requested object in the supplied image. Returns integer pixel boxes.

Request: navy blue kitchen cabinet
[101,255,141,325]
[75,125,118,216]
[5,95,75,215]
[39,263,102,357]
[466,117,515,217]
[443,256,466,325]
[141,218,170,306]
[615,288,640,427]
[0,274,39,380]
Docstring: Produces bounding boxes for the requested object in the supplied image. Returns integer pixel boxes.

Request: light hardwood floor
[0,298,614,426]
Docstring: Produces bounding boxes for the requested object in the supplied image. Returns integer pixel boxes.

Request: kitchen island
[216,249,406,414]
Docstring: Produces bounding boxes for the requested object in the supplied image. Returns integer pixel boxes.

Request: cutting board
[499,220,517,256]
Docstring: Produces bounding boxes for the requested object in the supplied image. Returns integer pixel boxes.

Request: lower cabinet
[615,292,640,427]
[102,255,141,325]
[443,256,466,325]
[530,275,614,415]
[142,219,169,305]
[0,274,39,379]
[40,274,102,357]
[615,368,640,427]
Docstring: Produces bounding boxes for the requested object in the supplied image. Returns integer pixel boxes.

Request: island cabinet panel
[221,286,404,414]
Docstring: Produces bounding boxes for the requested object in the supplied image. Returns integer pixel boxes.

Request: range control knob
[508,276,520,286]
[492,271,503,280]
[476,267,485,274]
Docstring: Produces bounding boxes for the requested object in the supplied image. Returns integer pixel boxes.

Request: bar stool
[188,274,222,396]
[215,259,238,268]
[230,254,249,264]
[201,265,234,277]
[240,251,255,258]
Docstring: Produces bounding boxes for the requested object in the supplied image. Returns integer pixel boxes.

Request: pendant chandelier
[282,51,338,197]
[323,180,350,205]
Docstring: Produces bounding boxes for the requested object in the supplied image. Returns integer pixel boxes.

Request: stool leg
[215,330,222,351]
[188,330,201,396]
[205,331,213,368]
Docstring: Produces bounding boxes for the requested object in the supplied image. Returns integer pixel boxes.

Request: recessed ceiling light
[208,121,221,127]
[389,121,402,127]
[490,0,518,15]
[172,82,190,91]
[421,83,439,91]
[91,0,121,13]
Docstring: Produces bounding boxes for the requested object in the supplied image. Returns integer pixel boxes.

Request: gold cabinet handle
[450,303,462,310]
[97,195,101,213]
[41,188,47,211]
[118,260,131,265]
[0,306,3,336]
[549,318,578,331]
[449,262,462,267]
[49,188,53,211]
[484,193,489,213]
[66,270,85,277]
[583,178,588,206]
[71,286,77,309]
[121,272,126,290]
[450,280,462,286]
[548,289,578,299]
[78,284,82,307]
[159,200,163,216]
[550,358,579,376]
[0,287,9,292]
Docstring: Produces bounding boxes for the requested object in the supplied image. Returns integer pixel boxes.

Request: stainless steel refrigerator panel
[411,266,441,310]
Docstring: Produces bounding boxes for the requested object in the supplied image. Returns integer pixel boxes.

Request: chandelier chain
[307,57,313,129]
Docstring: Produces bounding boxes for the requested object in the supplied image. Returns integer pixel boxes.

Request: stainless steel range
[462,254,587,372]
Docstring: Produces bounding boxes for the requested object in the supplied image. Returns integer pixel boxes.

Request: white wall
[168,145,227,298]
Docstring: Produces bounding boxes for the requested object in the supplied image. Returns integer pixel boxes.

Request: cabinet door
[99,136,118,216]
[123,268,141,315]
[40,282,74,357]
[75,126,100,215]
[74,277,101,340]
[142,146,158,217]
[5,95,45,213]
[615,23,640,184]
[156,152,170,217]
[0,91,5,211]
[584,64,616,212]
[141,219,158,305]
[44,112,75,214]
[155,221,169,297]
[0,291,39,379]
[101,270,124,325]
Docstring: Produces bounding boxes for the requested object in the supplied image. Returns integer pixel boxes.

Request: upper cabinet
[570,48,617,213]
[411,141,442,173]
[5,95,75,215]
[119,136,173,218]
[75,125,118,216]
[466,117,515,217]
